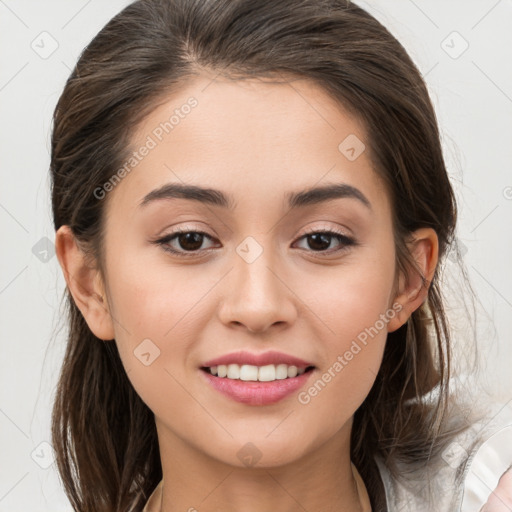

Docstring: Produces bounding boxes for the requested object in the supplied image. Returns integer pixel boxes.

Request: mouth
[199,364,316,406]
[200,364,316,382]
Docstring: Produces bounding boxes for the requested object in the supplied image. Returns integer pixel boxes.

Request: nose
[217,244,297,334]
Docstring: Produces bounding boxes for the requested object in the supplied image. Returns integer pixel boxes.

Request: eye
[293,228,357,254]
[153,228,218,256]
[152,227,357,257]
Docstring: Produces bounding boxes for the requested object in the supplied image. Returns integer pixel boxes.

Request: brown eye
[174,232,204,251]
[294,230,356,254]
[153,228,357,258]
[155,230,218,256]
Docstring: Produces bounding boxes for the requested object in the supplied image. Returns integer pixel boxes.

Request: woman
[50,0,511,510]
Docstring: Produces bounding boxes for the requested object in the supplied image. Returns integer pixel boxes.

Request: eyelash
[152,226,357,258]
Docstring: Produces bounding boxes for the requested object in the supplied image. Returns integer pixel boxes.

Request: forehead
[105,73,390,219]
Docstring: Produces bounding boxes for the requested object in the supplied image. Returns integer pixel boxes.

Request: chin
[211,435,312,470]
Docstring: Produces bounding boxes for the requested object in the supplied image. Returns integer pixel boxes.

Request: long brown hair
[50,1,469,510]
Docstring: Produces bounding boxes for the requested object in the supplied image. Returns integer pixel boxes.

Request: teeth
[227,364,240,379]
[207,363,308,381]
[242,364,262,381]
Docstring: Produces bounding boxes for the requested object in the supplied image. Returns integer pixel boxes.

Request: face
[95,74,402,468]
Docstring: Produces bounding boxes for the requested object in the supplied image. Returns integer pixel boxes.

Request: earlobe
[387,227,439,333]
[55,225,115,341]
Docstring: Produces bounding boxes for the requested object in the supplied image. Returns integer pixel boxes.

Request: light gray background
[1,1,511,510]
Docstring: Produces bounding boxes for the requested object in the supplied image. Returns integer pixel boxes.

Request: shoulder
[376,396,512,512]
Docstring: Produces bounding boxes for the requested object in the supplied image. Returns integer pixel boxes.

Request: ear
[387,227,439,333]
[55,225,115,341]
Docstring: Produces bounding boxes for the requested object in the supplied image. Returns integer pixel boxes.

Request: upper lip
[201,350,314,369]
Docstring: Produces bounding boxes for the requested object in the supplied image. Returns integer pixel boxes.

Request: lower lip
[199,368,315,405]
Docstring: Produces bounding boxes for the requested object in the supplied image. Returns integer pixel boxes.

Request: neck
[155,418,366,512]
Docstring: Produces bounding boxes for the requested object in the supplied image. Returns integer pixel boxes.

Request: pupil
[180,232,203,250]
[309,233,330,251]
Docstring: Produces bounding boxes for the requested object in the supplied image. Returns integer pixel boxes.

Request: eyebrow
[138,182,372,211]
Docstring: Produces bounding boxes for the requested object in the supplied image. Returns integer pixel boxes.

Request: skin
[56,73,440,512]
[481,467,512,511]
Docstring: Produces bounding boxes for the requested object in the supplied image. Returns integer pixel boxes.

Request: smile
[202,363,313,381]
[199,364,316,405]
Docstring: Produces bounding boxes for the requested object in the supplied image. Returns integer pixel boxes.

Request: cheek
[295,250,395,419]
[308,250,396,348]
[296,315,388,442]
[104,252,222,410]
[106,249,207,340]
